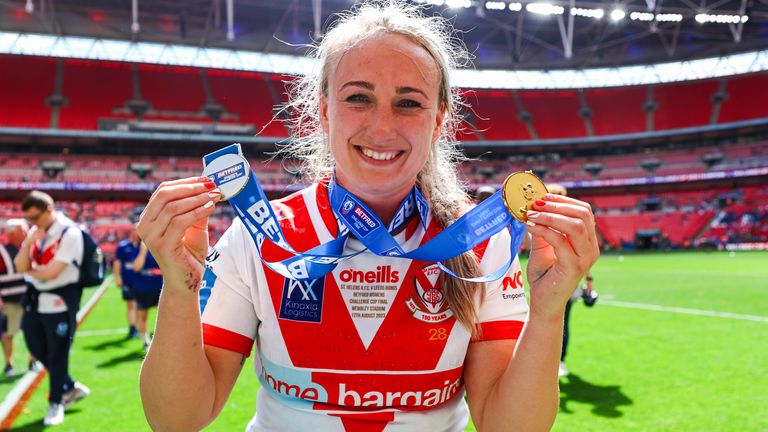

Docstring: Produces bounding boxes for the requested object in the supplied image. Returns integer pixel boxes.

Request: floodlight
[526,3,565,16]
[610,9,626,21]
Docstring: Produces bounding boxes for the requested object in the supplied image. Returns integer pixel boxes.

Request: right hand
[26,227,46,246]
[136,177,221,294]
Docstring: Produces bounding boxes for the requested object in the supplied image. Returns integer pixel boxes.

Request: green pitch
[3,251,767,430]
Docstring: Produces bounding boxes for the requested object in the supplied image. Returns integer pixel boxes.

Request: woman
[137,2,599,431]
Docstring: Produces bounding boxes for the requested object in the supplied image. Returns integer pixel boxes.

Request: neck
[41,212,56,231]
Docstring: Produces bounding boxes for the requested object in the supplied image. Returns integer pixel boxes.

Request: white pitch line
[0,275,113,424]
[601,300,768,323]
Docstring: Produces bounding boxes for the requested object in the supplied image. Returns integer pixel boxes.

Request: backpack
[63,226,105,288]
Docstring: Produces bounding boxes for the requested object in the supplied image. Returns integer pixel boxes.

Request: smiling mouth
[357,146,402,161]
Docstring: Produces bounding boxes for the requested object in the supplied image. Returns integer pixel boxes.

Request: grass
[2,250,767,431]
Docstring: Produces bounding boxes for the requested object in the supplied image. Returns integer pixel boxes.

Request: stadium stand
[653,79,720,131]
[3,55,767,140]
[584,86,647,136]
[718,72,768,124]
[518,90,586,139]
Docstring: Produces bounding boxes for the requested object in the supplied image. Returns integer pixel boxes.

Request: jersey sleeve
[473,228,529,342]
[200,219,259,357]
[53,227,84,267]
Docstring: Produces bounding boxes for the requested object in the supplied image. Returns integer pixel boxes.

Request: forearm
[140,285,217,431]
[132,249,147,272]
[27,262,65,282]
[13,243,32,273]
[113,261,122,286]
[480,314,563,432]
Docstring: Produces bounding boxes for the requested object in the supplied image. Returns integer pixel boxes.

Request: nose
[366,105,397,144]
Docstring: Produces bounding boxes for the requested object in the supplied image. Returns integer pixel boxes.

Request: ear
[320,93,330,134]
[431,103,446,144]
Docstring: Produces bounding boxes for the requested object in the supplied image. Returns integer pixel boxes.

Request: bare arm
[113,258,123,287]
[140,284,243,430]
[13,229,44,273]
[26,261,68,282]
[132,243,148,273]
[136,176,231,430]
[465,193,599,431]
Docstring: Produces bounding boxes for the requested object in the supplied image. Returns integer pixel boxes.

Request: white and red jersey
[201,183,529,432]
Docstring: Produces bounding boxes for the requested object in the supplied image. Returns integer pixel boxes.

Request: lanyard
[203,144,525,281]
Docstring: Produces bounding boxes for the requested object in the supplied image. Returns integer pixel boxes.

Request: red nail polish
[204,181,216,190]
[535,199,546,207]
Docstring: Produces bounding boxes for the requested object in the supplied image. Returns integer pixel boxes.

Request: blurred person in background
[547,183,597,378]
[113,225,140,339]
[0,219,40,377]
[14,191,90,426]
[474,185,496,204]
[131,241,163,352]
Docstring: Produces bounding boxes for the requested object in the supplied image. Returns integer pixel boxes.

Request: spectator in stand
[113,225,140,339]
[474,185,496,203]
[0,219,41,377]
[14,191,90,426]
[131,242,163,351]
[547,183,597,378]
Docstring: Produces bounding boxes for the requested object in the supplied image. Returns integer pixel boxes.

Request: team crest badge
[406,264,453,323]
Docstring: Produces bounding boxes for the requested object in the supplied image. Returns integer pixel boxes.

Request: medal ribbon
[203,144,526,281]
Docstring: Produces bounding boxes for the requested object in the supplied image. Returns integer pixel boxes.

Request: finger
[153,188,222,232]
[541,193,592,211]
[162,199,219,253]
[526,211,594,256]
[525,222,578,276]
[532,199,594,223]
[140,189,220,253]
[142,180,217,223]
[146,176,211,205]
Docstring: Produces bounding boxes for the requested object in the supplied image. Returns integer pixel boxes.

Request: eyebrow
[339,81,429,99]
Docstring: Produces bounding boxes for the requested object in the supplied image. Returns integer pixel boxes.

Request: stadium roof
[1,0,766,71]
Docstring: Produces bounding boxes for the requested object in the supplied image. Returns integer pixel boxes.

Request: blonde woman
[137,2,599,430]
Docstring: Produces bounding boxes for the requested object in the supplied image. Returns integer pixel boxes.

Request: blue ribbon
[203,144,526,282]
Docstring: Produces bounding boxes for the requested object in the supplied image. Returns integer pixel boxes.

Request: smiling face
[320,32,444,211]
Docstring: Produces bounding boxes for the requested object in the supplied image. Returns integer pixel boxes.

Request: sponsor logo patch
[501,270,526,300]
[279,277,325,323]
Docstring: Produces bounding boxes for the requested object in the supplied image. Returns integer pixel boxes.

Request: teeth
[361,147,398,161]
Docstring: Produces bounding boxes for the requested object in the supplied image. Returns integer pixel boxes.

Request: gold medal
[501,171,548,222]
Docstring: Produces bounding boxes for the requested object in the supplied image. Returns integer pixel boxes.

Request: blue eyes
[346,94,368,103]
[345,94,422,109]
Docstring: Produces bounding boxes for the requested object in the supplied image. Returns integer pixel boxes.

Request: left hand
[524,194,600,320]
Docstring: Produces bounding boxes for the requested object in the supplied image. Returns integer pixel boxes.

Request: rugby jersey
[200,182,528,432]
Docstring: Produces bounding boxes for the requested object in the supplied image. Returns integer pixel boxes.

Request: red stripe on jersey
[311,366,464,412]
[32,240,61,266]
[202,323,254,357]
[263,188,460,372]
[472,320,525,342]
[315,178,341,238]
[331,412,394,432]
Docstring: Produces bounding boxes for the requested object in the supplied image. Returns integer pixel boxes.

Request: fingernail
[208,189,221,198]
[203,200,214,209]
[526,220,537,227]
[535,199,546,207]
[545,193,559,200]
[204,181,216,190]
[527,210,540,219]
[198,176,212,182]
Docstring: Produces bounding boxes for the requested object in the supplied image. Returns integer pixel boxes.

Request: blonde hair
[279,0,484,334]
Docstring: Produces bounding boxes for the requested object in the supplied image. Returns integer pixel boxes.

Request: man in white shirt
[14,191,90,427]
